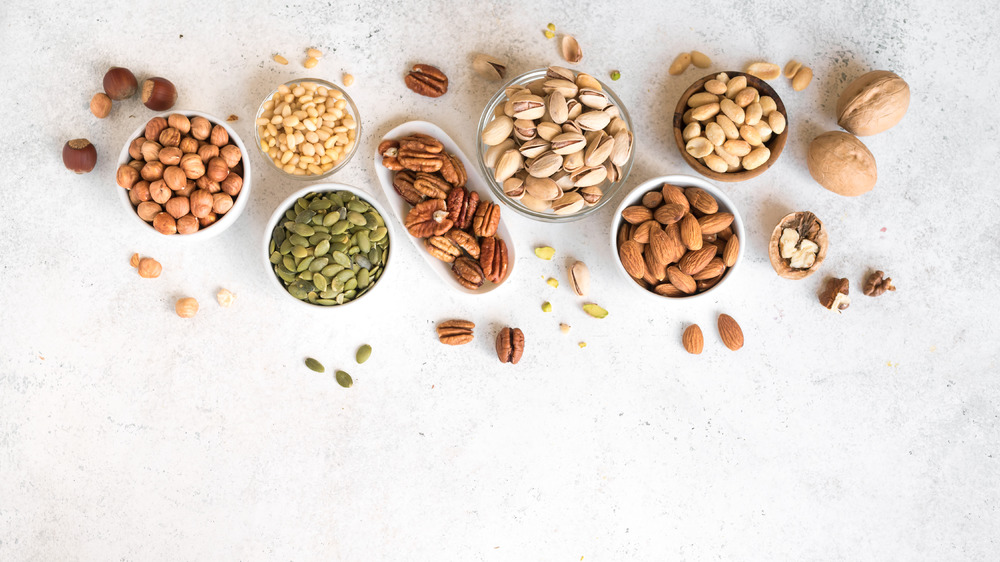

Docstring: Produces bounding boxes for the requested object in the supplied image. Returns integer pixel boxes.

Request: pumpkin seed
[370,226,387,242]
[309,199,332,210]
[269,251,281,264]
[347,211,366,226]
[291,245,308,258]
[321,264,343,277]
[332,251,352,268]
[330,219,351,234]
[305,357,325,373]
[295,210,316,224]
[279,239,292,254]
[356,344,372,364]
[347,200,367,213]
[309,257,329,272]
[314,239,330,257]
[355,254,372,269]
[357,268,370,288]
[313,273,328,292]
[335,369,353,387]
[282,255,296,271]
[290,223,315,237]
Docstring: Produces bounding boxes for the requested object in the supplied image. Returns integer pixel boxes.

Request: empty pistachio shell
[569,261,590,296]
[560,35,582,63]
[583,303,608,318]
[535,246,556,260]
[472,54,507,80]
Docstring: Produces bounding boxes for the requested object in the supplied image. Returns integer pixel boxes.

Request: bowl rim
[262,182,393,310]
[115,109,252,241]
[672,71,788,182]
[609,174,745,301]
[475,67,635,223]
[253,77,360,180]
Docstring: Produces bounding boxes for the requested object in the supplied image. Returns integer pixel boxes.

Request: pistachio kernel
[582,303,608,319]
[534,246,556,260]
[547,277,559,288]
[579,342,587,348]
[547,23,556,31]
[544,30,555,39]
[610,70,621,81]
[542,302,553,313]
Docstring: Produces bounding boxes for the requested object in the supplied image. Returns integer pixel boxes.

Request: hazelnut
[807,131,877,197]
[136,201,161,222]
[130,253,141,268]
[90,92,112,118]
[128,159,144,171]
[209,124,229,147]
[206,157,229,182]
[198,212,218,228]
[164,196,190,219]
[176,179,196,198]
[216,288,236,308]
[212,192,233,214]
[63,139,97,174]
[152,211,177,235]
[140,140,162,162]
[175,297,199,318]
[145,117,168,142]
[189,189,214,218]
[219,144,242,168]
[137,257,162,278]
[819,277,851,312]
[149,180,171,204]
[158,147,183,166]
[176,214,200,234]
[179,137,199,154]
[158,127,181,148]
[128,137,145,160]
[162,166,187,191]
[132,181,151,201]
[167,113,191,134]
[190,116,212,140]
[195,175,220,193]
[128,189,142,206]
[179,153,205,179]
[103,67,138,100]
[197,143,219,164]
[141,77,177,111]
[116,163,140,189]
[140,160,165,182]
[220,173,243,196]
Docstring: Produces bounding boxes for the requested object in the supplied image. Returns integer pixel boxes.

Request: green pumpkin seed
[312,225,329,234]
[357,230,371,253]
[305,357,325,373]
[335,269,355,283]
[296,256,314,273]
[295,210,316,224]
[321,264,343,277]
[316,298,337,305]
[279,239,293,255]
[346,200,367,213]
[285,209,296,221]
[291,245,308,258]
[347,211,366,226]
[288,281,309,300]
[313,273,328,292]
[356,344,372,364]
[309,199,332,210]
[298,271,313,281]
[369,226,387,242]
[282,255,296,271]
[314,239,330,257]
[309,257,329,272]
[290,223,315,237]
[269,251,282,264]
[330,220,351,234]
[344,278,358,291]
[357,268,370,289]
[332,251,352,268]
[288,233,308,246]
[269,239,276,253]
[322,212,338,227]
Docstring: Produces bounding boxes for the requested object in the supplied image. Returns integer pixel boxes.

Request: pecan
[413,172,451,199]
[451,256,484,290]
[439,152,467,187]
[495,326,525,365]
[399,134,443,154]
[404,199,453,238]
[472,201,501,238]
[446,186,467,224]
[456,191,479,231]
[479,236,509,284]
[378,140,403,170]
[425,235,462,263]
[446,229,480,259]
[437,319,474,345]
[404,64,449,97]
[398,149,443,173]
[392,170,424,206]
[863,270,896,296]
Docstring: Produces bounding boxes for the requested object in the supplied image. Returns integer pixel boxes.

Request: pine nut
[307,48,323,59]
[342,73,355,87]
[273,54,288,65]
[304,57,319,69]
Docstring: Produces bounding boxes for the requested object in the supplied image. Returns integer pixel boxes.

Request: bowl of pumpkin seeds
[264,183,392,307]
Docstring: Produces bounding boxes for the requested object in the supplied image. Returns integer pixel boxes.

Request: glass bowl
[475,68,635,223]
[254,78,360,180]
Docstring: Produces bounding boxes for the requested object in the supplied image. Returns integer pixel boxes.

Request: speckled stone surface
[1,0,998,560]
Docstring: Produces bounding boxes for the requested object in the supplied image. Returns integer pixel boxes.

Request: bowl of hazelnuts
[114,111,252,238]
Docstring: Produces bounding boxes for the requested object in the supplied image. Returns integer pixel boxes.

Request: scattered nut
[175,297,199,318]
[496,326,525,364]
[769,211,827,279]
[272,54,288,65]
[784,60,803,78]
[578,342,587,348]
[819,278,851,312]
[682,324,704,354]
[63,139,97,174]
[582,303,608,319]
[610,70,621,81]
[791,66,813,91]
[129,253,140,268]
[356,344,372,364]
[342,73,355,87]
[103,67,138,100]
[807,131,877,196]
[216,288,236,307]
[717,314,744,350]
[437,320,474,345]
[560,323,571,334]
[569,261,590,296]
[560,34,582,63]
[535,246,556,260]
[137,257,162,278]
[227,114,239,122]
[744,61,780,80]
[90,92,112,118]
[690,51,712,68]
[335,370,353,388]
[541,301,552,313]
[305,357,325,373]
[669,52,692,75]
[405,64,448,97]
[473,54,507,81]
[546,277,559,288]
[307,48,323,59]
[304,56,319,69]
[863,271,896,297]
[141,77,177,111]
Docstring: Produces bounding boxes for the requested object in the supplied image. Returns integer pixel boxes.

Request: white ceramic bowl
[262,183,393,309]
[115,110,252,240]
[609,174,745,301]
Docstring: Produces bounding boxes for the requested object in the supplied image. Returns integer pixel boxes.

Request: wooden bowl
[768,212,828,280]
[672,71,788,182]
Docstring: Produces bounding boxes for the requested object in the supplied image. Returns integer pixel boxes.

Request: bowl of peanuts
[673,71,788,182]
[254,78,360,179]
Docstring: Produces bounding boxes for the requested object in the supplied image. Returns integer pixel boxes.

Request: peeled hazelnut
[176,179,196,198]
[175,297,199,318]
[212,192,233,214]
[162,166,186,191]
[136,201,161,221]
[167,113,191,134]
[152,211,177,235]
[130,253,141,268]
[837,70,910,136]
[63,139,97,174]
[197,143,219,164]
[158,127,181,148]
[128,159,144,172]
[90,92,112,118]
[819,277,851,312]
[140,140,162,162]
[132,181,151,201]
[149,180,171,204]
[190,117,212,140]
[145,117,168,142]
[179,137,199,154]
[137,257,162,278]
[158,147,182,166]
[196,175,220,193]
[198,212,218,228]
[219,144,241,168]
[180,153,205,179]
[141,77,177,111]
[176,214,200,234]
[128,137,145,160]
[140,160,165,182]
[807,131,877,197]
[220,173,243,196]
[103,67,138,100]
[189,189,214,218]
[209,124,229,147]
[164,196,190,219]
[116,163,140,189]
[128,189,142,206]
[206,157,229,182]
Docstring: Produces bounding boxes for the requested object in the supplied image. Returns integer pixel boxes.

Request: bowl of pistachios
[263,183,392,308]
[475,66,635,223]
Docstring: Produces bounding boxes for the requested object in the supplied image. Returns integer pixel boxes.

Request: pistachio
[520,193,549,212]
[524,175,562,201]
[542,301,553,313]
[472,54,507,80]
[578,88,609,110]
[575,110,612,131]
[582,303,608,319]
[534,246,556,260]
[584,132,615,166]
[494,149,523,182]
[482,116,514,146]
[547,277,560,288]
[550,132,586,155]
[547,91,569,123]
[485,138,517,168]
[579,342,587,348]
[579,185,603,205]
[552,191,585,215]
[562,150,584,173]
[511,95,546,120]
[569,165,607,187]
[543,79,578,99]
[519,137,551,159]
[536,122,562,141]
[575,73,601,91]
[503,176,526,199]
[513,119,537,141]
[569,261,590,296]
[560,34,582,63]
[525,151,564,177]
[610,70,621,81]
[546,66,575,82]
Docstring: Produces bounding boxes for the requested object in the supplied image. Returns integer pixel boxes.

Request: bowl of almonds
[610,174,744,299]
[673,71,788,181]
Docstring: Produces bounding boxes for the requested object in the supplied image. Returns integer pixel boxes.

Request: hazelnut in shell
[103,67,138,100]
[63,139,97,174]
[837,70,909,137]
[141,77,177,111]
[807,131,877,197]
[769,212,828,280]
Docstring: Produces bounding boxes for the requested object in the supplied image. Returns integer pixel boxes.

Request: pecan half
[451,256,484,290]
[446,186,467,225]
[398,149,443,173]
[472,201,501,238]
[495,326,525,365]
[479,236,508,284]
[446,229,480,259]
[413,172,451,199]
[378,140,403,170]
[404,199,453,238]
[399,134,443,154]
[437,319,474,345]
[405,64,449,97]
[863,270,896,296]
[439,152,467,187]
[392,170,423,206]
[425,235,462,263]
[456,191,479,231]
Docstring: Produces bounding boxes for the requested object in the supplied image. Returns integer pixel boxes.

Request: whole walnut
[807,131,877,197]
[837,70,910,136]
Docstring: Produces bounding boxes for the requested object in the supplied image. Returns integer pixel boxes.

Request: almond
[717,313,744,351]
[618,240,646,279]
[653,203,687,225]
[692,257,726,280]
[666,265,696,294]
[680,213,703,251]
[697,276,724,292]
[678,245,718,275]
[660,182,690,213]
[644,249,666,281]
[685,187,719,214]
[663,223,687,264]
[622,205,653,224]
[631,220,658,244]
[723,234,740,267]
[682,324,704,354]
[654,283,685,297]
[698,212,734,235]
[648,225,673,267]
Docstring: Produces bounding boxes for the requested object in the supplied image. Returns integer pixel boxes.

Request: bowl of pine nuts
[254,78,360,179]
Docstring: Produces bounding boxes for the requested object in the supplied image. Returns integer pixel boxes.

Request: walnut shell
[768,212,828,280]
[836,70,909,136]
[807,131,877,197]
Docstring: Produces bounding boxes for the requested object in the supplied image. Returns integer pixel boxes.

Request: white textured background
[1,0,998,560]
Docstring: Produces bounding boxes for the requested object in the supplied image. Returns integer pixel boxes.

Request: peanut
[791,66,813,91]
[742,147,770,170]
[669,52,692,75]
[690,50,712,68]
[784,60,802,78]
[745,61,781,80]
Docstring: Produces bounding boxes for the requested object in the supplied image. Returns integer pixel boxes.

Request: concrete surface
[1,0,997,560]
